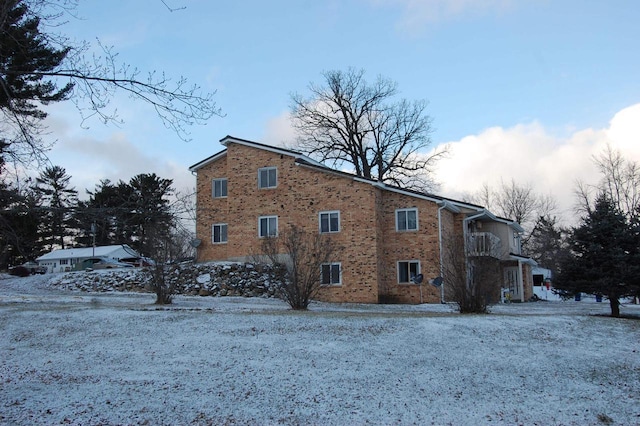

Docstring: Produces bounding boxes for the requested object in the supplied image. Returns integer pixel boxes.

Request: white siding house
[36,245,140,273]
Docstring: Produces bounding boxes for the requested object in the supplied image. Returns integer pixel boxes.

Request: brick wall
[377,191,442,304]
[193,142,472,305]
[194,154,228,262]
[195,143,382,303]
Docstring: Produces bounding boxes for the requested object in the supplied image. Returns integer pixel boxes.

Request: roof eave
[188,149,227,172]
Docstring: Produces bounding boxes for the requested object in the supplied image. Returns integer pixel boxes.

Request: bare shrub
[148,261,175,305]
[257,224,339,310]
[442,235,502,314]
[145,227,176,305]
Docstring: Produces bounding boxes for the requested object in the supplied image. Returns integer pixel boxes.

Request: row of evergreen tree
[0,164,193,269]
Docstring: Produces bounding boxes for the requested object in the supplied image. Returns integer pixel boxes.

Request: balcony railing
[467,232,502,258]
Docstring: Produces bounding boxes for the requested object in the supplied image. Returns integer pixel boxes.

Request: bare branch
[0,0,221,170]
[160,0,186,12]
[290,68,439,191]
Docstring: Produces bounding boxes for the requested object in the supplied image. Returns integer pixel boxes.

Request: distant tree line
[0,163,194,269]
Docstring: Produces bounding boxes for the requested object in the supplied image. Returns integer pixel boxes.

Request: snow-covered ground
[1,273,639,426]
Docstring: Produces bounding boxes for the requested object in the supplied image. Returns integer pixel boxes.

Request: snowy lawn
[1,274,639,425]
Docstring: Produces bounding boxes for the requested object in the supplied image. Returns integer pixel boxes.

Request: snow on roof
[36,245,140,261]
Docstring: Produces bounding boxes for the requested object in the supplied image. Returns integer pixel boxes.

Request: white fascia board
[464,209,495,222]
[368,181,444,204]
[220,136,328,168]
[510,222,525,233]
[465,209,525,233]
[437,200,461,214]
[188,150,227,172]
[510,254,538,266]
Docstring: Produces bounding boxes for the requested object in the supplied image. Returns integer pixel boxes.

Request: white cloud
[261,111,298,149]
[605,103,640,159]
[430,103,640,222]
[369,0,514,34]
[233,103,640,226]
[47,132,194,198]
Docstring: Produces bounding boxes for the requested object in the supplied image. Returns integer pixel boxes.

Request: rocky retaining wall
[48,261,281,298]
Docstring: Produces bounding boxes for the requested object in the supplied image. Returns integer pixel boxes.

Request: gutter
[437,203,446,303]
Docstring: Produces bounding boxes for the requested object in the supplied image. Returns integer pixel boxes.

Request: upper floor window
[212,178,227,198]
[259,215,278,237]
[258,167,277,189]
[321,263,341,285]
[212,223,228,244]
[319,211,340,233]
[396,208,418,231]
[397,260,420,284]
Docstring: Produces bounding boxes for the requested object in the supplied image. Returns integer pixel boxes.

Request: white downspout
[437,203,446,303]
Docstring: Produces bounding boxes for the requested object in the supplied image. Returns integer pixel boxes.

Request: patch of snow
[0,273,638,425]
[196,273,211,284]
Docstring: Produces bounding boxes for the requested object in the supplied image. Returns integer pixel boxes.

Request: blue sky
[44,0,640,221]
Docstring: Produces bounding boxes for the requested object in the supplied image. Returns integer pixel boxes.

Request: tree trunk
[609,295,620,318]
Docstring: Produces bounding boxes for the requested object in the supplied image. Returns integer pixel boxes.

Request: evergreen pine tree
[556,195,640,317]
[33,165,77,249]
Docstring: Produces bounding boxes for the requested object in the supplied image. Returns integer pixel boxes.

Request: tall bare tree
[470,179,557,231]
[576,144,640,220]
[290,68,446,192]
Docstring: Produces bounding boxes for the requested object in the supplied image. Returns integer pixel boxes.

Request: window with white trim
[212,223,228,243]
[396,208,418,231]
[258,216,278,237]
[397,260,420,283]
[212,178,227,198]
[319,211,340,233]
[258,167,277,189]
[321,263,341,285]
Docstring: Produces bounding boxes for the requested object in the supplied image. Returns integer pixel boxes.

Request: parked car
[80,257,133,270]
[119,257,155,267]
[12,262,47,275]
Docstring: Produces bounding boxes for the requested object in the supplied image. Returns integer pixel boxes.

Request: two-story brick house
[189,136,535,304]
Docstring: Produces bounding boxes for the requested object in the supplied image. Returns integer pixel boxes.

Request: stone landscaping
[47,261,281,298]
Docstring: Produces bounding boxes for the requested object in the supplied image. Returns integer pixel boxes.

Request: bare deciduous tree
[576,144,640,221]
[488,179,556,228]
[257,224,339,310]
[145,225,176,305]
[469,179,558,254]
[290,68,447,192]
